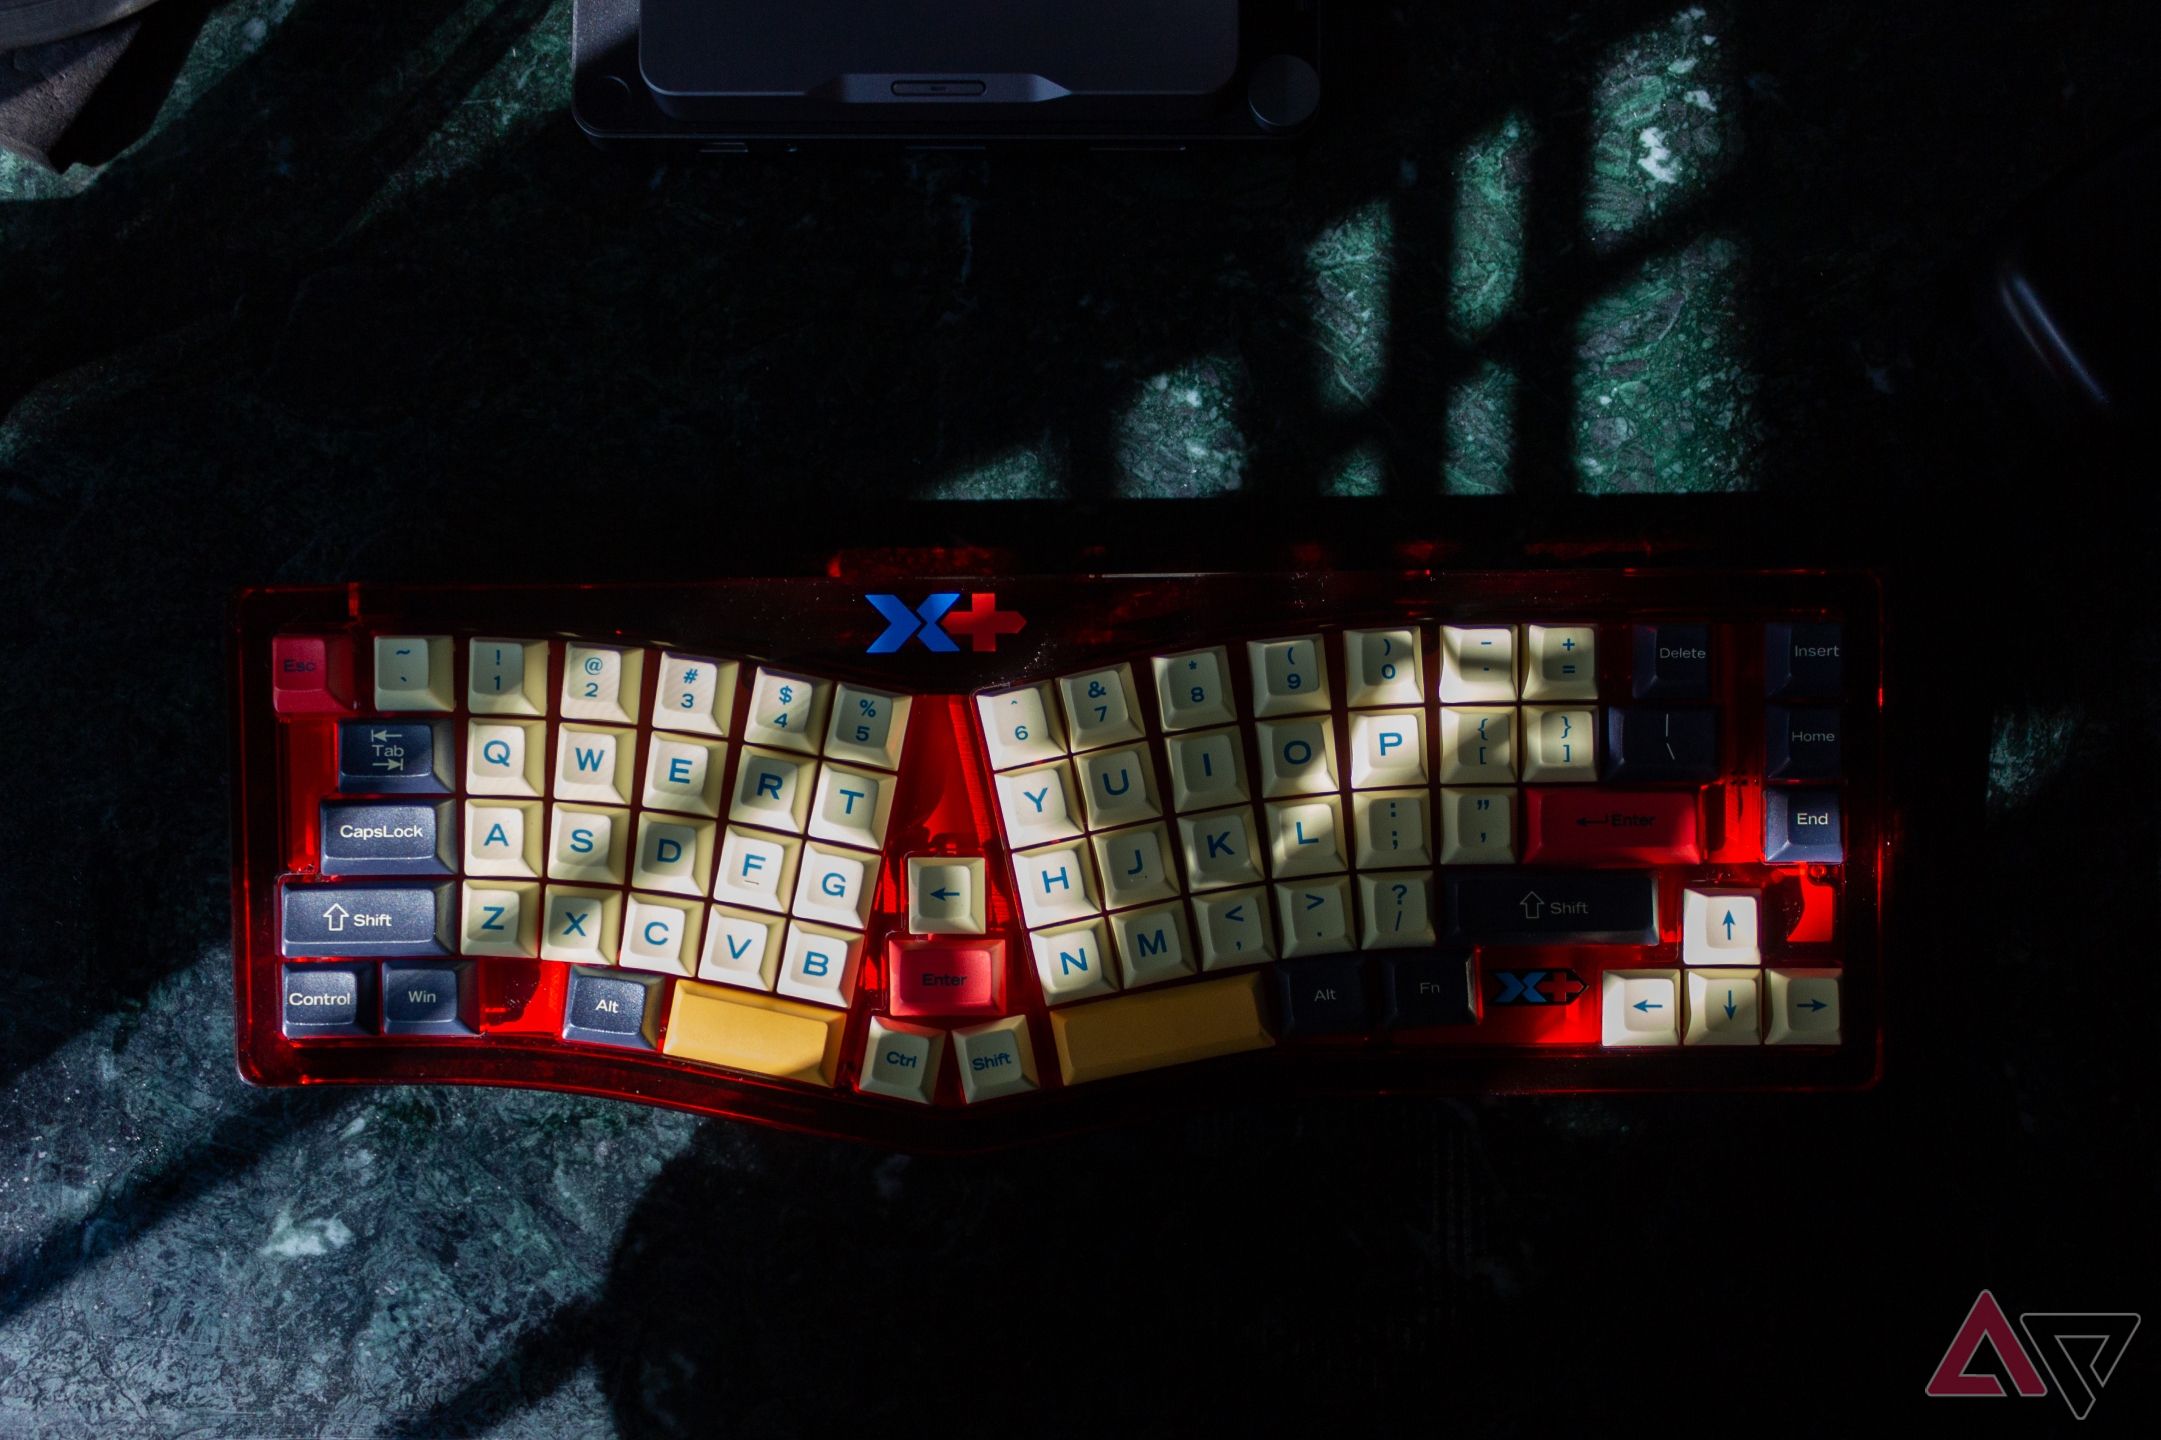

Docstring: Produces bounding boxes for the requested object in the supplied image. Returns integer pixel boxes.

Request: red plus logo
[1926,1289,2140,1419]
[940,592,1027,652]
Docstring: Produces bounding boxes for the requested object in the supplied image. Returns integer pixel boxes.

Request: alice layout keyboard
[231,571,1882,1147]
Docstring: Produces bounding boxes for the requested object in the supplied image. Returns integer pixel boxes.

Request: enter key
[1524,789,1702,865]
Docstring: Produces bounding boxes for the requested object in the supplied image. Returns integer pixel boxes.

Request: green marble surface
[4,2,2159,1435]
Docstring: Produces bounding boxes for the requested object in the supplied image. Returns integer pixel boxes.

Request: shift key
[1445,871,1658,945]
[281,883,453,957]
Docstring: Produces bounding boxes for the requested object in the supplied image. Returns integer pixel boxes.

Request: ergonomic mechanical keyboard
[230,562,1881,1148]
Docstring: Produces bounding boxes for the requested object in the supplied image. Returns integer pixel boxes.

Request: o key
[887,939,1004,1018]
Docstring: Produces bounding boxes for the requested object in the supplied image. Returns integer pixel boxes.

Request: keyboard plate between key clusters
[232,571,1883,1150]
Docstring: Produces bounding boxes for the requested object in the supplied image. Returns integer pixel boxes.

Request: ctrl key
[281,963,377,1038]
[561,966,664,1050]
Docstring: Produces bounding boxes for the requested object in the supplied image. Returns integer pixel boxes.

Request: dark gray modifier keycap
[1271,955,1369,1037]
[1764,623,1844,699]
[1445,871,1659,945]
[1766,705,1842,780]
[1377,951,1478,1028]
[1764,788,1843,864]
[1631,623,1711,700]
[383,960,479,1036]
[336,720,452,794]
[562,966,664,1050]
[1604,706,1719,782]
[281,883,453,957]
[319,800,456,875]
[281,963,377,1037]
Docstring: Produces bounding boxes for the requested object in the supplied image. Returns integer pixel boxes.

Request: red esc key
[1524,788,1702,865]
[887,939,1004,1018]
[271,634,354,715]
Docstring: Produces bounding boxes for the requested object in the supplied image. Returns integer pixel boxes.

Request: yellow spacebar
[662,981,845,1087]
[1048,973,1275,1086]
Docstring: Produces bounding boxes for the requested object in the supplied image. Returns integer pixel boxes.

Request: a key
[662,981,844,1084]
[807,761,893,850]
[1272,955,1370,1037]
[995,760,1083,848]
[777,922,864,1008]
[1685,969,1761,1045]
[886,938,1003,1016]
[539,886,622,963]
[465,719,544,797]
[1682,887,1762,966]
[857,1017,946,1104]
[1047,972,1274,1085]
[1257,717,1340,797]
[1077,746,1162,829]
[373,636,453,712]
[1376,951,1477,1028]
[546,805,628,884]
[953,1016,1040,1103]
[1438,625,1517,702]
[1166,726,1250,811]
[271,635,352,716]
[1057,664,1144,752]
[1766,969,1842,1045]
[698,904,786,990]
[1353,790,1434,867]
[1176,807,1264,890]
[1107,903,1196,988]
[1266,797,1347,878]
[1438,706,1516,782]
[336,720,451,794]
[1030,918,1119,1005]
[1248,635,1331,717]
[281,963,377,1038]
[1764,789,1842,864]
[1438,787,1516,865]
[904,856,987,935]
[713,827,802,913]
[654,653,739,738]
[791,842,876,929]
[1521,705,1598,782]
[561,643,644,725]
[642,736,728,818]
[1357,871,1438,949]
[1092,823,1180,909]
[1192,885,1276,969]
[743,669,833,755]
[1764,623,1844,699]
[1151,646,1239,732]
[1602,706,1718,783]
[630,815,718,897]
[281,883,452,958]
[1349,709,1428,788]
[1445,870,1658,945]
[468,638,549,716]
[382,961,479,1037]
[1522,789,1702,866]
[1011,840,1100,928]
[561,966,664,1050]
[620,894,704,977]
[1766,706,1842,780]
[554,725,635,805]
[1600,969,1680,1046]
[459,881,537,958]
[1631,624,1710,700]
[824,682,910,770]
[318,800,455,876]
[1524,625,1597,701]
[1343,627,1424,708]
[976,681,1066,769]
[464,800,542,877]
[1275,875,1356,959]
[729,747,816,833]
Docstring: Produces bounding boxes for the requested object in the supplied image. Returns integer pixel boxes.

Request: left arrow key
[281,883,453,957]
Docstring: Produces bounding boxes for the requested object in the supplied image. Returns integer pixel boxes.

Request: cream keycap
[1076,746,1161,829]
[777,922,864,1008]
[1248,635,1330,717]
[1766,969,1842,1045]
[1047,972,1274,1085]
[857,1017,946,1104]
[1439,787,1516,864]
[374,635,453,712]
[1092,822,1180,909]
[1686,968,1762,1045]
[1193,886,1276,969]
[791,842,877,930]
[698,904,786,990]
[1353,790,1434,868]
[994,761,1083,848]
[824,683,911,770]
[539,885,622,964]
[652,653,738,737]
[712,826,802,913]
[1166,726,1250,812]
[906,856,986,935]
[629,815,717,897]
[1152,646,1238,732]
[1438,625,1517,702]
[460,881,537,957]
[1256,717,1340,798]
[1275,876,1356,959]
[1058,663,1145,751]
[1522,705,1598,782]
[562,643,643,724]
[1525,625,1597,701]
[742,669,832,755]
[1439,706,1517,782]
[1011,840,1100,928]
[1683,888,1762,966]
[807,761,894,851]
[1030,918,1119,1005]
[1177,807,1264,891]
[662,980,846,1086]
[467,638,548,715]
[729,746,816,832]
[1349,709,1428,788]
[1601,968,1680,1046]
[619,894,704,977]
[554,725,634,805]
[464,800,541,877]
[1358,871,1439,950]
[1108,903,1196,988]
[547,805,628,884]
[642,737,727,818]
[976,682,1066,770]
[954,1016,1039,1103]
[1266,797,1347,878]
[466,719,544,797]
[1344,627,1424,708]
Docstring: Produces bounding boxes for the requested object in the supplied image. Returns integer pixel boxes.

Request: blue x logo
[866,593,962,653]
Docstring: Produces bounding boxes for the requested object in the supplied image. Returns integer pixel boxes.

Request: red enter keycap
[1524,789,1702,865]
[271,634,353,715]
[887,939,1004,1018]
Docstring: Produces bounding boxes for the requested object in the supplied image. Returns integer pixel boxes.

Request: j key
[318,800,455,876]
[1376,951,1477,1028]
[382,960,479,1036]
[1631,623,1711,700]
[1445,871,1658,945]
[1523,789,1702,865]
[280,883,453,957]
[336,720,451,794]
[281,963,377,1037]
[1272,955,1370,1037]
[1602,706,1718,783]
[561,966,664,1049]
[1764,789,1843,864]
[1765,623,1844,698]
[1766,706,1842,780]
